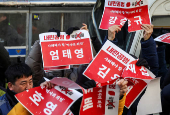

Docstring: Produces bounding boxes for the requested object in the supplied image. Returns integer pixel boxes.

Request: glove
[48,28,60,37]
[136,58,149,69]
[81,80,96,89]
[66,26,80,35]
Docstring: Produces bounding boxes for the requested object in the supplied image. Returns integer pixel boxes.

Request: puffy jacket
[140,37,159,77]
[0,94,12,115]
[8,103,31,115]
[25,40,44,86]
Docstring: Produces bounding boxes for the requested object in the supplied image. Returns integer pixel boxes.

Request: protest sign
[154,33,170,44]
[66,109,74,115]
[50,77,81,89]
[44,65,70,73]
[15,84,82,115]
[99,0,151,32]
[79,84,120,115]
[39,30,93,68]
[83,40,135,86]
[121,60,155,108]
[83,40,155,109]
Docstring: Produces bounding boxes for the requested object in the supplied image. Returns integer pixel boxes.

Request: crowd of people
[0,12,169,115]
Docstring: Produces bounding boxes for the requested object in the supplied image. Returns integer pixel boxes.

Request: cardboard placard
[39,30,93,68]
[99,0,151,32]
[154,33,170,44]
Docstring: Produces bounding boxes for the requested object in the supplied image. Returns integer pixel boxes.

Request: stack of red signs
[39,30,93,72]
[15,78,83,115]
[154,33,170,44]
[99,0,151,32]
[83,40,155,110]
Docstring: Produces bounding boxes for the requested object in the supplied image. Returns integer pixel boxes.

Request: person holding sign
[102,23,159,115]
[103,24,158,77]
[0,63,33,115]
[40,78,128,115]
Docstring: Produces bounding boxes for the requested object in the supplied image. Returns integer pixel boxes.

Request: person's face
[0,15,6,22]
[9,75,33,93]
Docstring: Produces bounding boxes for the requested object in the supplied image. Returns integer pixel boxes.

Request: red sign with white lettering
[39,30,93,67]
[121,60,154,108]
[83,40,135,86]
[79,84,120,115]
[44,65,70,71]
[15,86,82,115]
[99,0,151,32]
[154,33,170,44]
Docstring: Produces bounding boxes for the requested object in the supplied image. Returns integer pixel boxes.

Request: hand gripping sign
[39,30,93,68]
[121,60,155,108]
[83,40,155,109]
[99,0,151,32]
[154,33,170,44]
[15,78,83,115]
[83,40,135,87]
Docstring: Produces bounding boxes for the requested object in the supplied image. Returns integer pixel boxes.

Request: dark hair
[5,63,32,84]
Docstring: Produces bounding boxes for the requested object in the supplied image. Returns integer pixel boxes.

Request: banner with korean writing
[154,33,170,44]
[79,84,120,115]
[83,40,135,86]
[121,60,155,108]
[39,30,93,67]
[15,86,82,115]
[99,0,151,32]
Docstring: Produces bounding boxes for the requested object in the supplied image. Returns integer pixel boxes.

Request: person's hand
[40,81,55,89]
[108,25,121,41]
[141,24,154,41]
[80,23,88,31]
[117,79,128,98]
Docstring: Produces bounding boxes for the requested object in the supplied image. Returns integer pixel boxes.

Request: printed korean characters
[99,0,151,32]
[79,84,120,115]
[121,60,155,108]
[83,40,135,86]
[154,33,170,44]
[15,84,82,115]
[39,30,93,70]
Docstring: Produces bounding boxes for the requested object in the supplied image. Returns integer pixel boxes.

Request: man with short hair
[0,63,33,115]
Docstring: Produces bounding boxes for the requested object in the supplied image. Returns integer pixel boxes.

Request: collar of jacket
[6,87,18,108]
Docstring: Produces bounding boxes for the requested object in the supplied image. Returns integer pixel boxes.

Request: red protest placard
[79,84,120,115]
[99,0,151,32]
[15,86,82,115]
[121,60,155,108]
[39,30,93,67]
[154,33,170,44]
[44,65,70,71]
[83,40,135,86]
[50,77,81,89]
